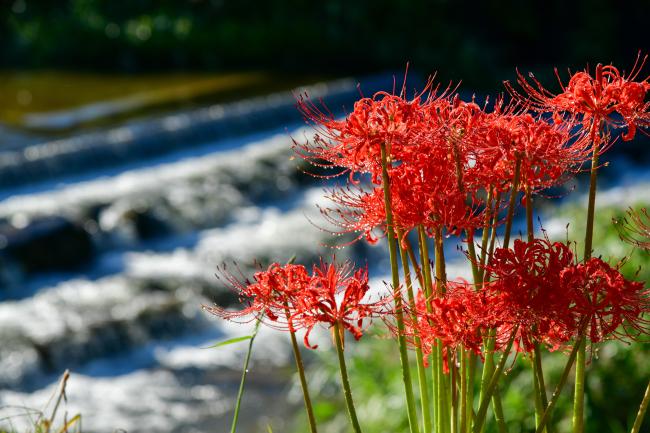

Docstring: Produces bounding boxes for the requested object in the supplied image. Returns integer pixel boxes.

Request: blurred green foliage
[292,199,650,433]
[1,0,648,89]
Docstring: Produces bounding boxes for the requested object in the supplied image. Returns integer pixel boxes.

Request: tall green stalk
[466,352,477,433]
[460,349,469,433]
[230,318,262,433]
[418,226,440,432]
[525,184,551,433]
[479,191,501,283]
[525,184,534,243]
[630,380,650,433]
[535,331,586,433]
[473,327,518,433]
[399,231,433,433]
[477,164,520,433]
[418,226,434,300]
[503,157,521,250]
[285,308,318,433]
[435,229,452,433]
[466,230,481,288]
[531,352,546,431]
[405,238,426,290]
[333,321,363,433]
[464,228,483,433]
[380,142,421,433]
[574,121,601,433]
[478,187,495,279]
[532,348,549,417]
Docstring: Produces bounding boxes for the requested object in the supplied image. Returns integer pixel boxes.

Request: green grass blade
[202,335,253,349]
[230,318,263,433]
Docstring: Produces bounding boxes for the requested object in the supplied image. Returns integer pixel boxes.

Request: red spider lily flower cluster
[203,260,390,349]
[297,81,592,243]
[476,112,591,193]
[486,238,650,350]
[396,238,649,368]
[562,257,650,343]
[506,53,650,142]
[486,239,582,352]
[206,262,311,326]
[399,282,507,371]
[295,260,390,348]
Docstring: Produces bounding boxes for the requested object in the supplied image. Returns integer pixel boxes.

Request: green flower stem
[525,183,534,243]
[536,331,586,433]
[476,164,521,433]
[478,187,495,279]
[486,209,499,273]
[417,226,440,431]
[405,237,426,291]
[524,184,551,433]
[478,332,495,433]
[284,308,318,433]
[503,157,522,250]
[533,344,552,433]
[418,225,434,300]
[380,142,421,433]
[479,190,501,282]
[573,345,586,433]
[435,228,451,433]
[463,229,481,433]
[467,352,477,430]
[473,327,518,433]
[230,318,262,433]
[466,230,481,288]
[432,344,441,433]
[463,228,481,433]
[491,387,508,433]
[452,355,459,433]
[398,230,433,433]
[575,120,601,433]
[333,321,363,433]
[531,353,545,431]
[630,380,650,433]
[477,331,508,433]
[434,229,447,293]
[439,346,451,433]
[446,129,466,433]
[460,350,468,433]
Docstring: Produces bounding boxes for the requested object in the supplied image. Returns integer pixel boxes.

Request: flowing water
[0,76,397,433]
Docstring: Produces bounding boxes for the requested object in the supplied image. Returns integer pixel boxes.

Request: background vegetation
[1,0,647,89]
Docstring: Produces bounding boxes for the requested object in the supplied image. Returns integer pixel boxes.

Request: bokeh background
[0,1,648,432]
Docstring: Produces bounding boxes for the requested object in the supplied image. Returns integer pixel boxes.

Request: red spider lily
[203,262,312,330]
[562,257,650,343]
[614,207,650,249]
[319,163,486,244]
[318,184,387,245]
[474,112,590,193]
[297,260,391,348]
[506,53,650,141]
[294,88,435,182]
[487,239,581,352]
[204,260,389,349]
[398,282,508,372]
[486,238,650,349]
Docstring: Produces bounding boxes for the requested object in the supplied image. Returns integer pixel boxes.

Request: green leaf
[266,424,273,433]
[202,335,252,349]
